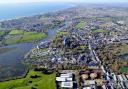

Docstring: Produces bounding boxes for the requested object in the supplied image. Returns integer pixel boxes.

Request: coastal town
[23,6,128,89]
[0,5,128,89]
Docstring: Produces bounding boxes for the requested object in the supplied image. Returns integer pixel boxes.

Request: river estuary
[0,29,57,81]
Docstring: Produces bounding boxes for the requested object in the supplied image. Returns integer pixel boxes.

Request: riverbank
[0,28,57,81]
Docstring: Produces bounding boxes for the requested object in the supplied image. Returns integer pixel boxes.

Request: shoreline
[0,3,75,22]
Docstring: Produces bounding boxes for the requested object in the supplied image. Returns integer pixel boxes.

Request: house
[56,73,74,88]
[56,77,66,82]
[61,82,73,88]
[60,73,72,78]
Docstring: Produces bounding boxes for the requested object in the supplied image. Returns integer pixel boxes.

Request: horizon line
[0,1,128,4]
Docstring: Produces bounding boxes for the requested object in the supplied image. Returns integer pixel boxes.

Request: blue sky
[0,0,128,4]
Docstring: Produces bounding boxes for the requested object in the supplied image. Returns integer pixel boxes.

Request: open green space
[3,29,46,45]
[75,21,87,29]
[97,17,112,21]
[93,29,107,33]
[20,32,46,42]
[80,45,87,49]
[0,30,10,37]
[119,66,128,73]
[0,70,56,89]
[4,35,22,44]
[9,29,24,35]
[55,31,68,38]
[0,30,6,37]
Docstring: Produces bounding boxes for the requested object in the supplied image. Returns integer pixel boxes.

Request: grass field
[75,21,86,29]
[119,66,128,73]
[4,35,22,44]
[0,30,10,37]
[3,29,46,45]
[20,32,46,42]
[9,29,24,35]
[93,29,107,33]
[0,30,6,36]
[80,45,87,49]
[0,70,56,89]
[97,17,112,22]
[55,31,68,38]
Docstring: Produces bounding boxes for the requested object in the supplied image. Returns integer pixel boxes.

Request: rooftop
[61,82,73,88]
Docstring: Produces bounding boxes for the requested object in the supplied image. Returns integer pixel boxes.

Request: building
[61,82,73,88]
[56,73,73,89]
[56,77,66,82]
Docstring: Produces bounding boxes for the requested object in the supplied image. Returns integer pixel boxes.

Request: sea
[0,2,75,21]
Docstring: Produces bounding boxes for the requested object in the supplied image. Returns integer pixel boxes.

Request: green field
[55,31,68,38]
[93,29,107,33]
[4,35,22,44]
[75,21,87,29]
[9,29,24,35]
[0,30,6,36]
[20,32,46,42]
[0,70,56,89]
[80,45,86,49]
[0,30,10,37]
[97,17,112,22]
[3,29,46,45]
[119,66,128,73]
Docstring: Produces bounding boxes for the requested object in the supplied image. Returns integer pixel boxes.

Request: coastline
[0,3,75,22]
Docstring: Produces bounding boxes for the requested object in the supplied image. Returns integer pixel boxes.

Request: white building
[56,73,73,88]
[61,82,73,88]
[56,77,66,82]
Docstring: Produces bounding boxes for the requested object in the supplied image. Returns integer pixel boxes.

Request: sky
[0,0,128,4]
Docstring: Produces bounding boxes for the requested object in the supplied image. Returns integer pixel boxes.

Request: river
[0,2,73,80]
[0,29,57,80]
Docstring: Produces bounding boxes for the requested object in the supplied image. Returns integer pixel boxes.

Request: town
[0,5,128,89]
[24,6,128,89]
